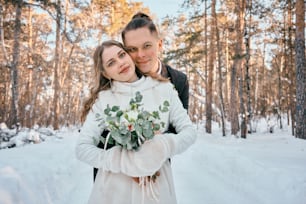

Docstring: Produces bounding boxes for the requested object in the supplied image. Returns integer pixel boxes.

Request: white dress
[76,76,197,204]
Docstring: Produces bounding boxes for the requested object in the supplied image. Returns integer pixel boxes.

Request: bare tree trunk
[277,55,283,129]
[239,0,247,138]
[225,30,230,117]
[0,4,9,124]
[192,65,199,122]
[0,4,9,66]
[295,0,306,139]
[203,0,208,132]
[230,62,239,135]
[288,0,295,136]
[230,0,243,136]
[205,0,215,134]
[254,62,258,118]
[245,0,253,134]
[239,70,247,138]
[281,10,291,126]
[212,0,225,136]
[52,0,61,130]
[9,0,22,129]
[26,0,36,128]
[261,43,267,117]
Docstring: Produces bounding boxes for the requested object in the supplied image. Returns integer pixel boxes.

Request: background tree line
[0,0,305,138]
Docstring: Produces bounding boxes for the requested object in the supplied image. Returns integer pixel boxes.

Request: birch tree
[212,0,225,136]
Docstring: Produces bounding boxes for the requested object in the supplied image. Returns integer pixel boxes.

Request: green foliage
[96,91,169,151]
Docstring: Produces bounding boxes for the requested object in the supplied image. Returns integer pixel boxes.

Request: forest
[0,0,305,138]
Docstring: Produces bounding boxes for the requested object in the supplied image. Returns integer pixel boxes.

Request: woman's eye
[107,61,115,67]
[119,52,126,58]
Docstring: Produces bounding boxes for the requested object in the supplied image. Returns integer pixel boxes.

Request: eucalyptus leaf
[163,100,170,106]
[111,106,120,112]
[143,128,154,139]
[100,91,169,151]
[104,105,111,115]
[116,110,123,118]
[153,123,160,131]
[135,91,143,102]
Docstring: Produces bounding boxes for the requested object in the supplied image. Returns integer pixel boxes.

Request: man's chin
[138,66,151,74]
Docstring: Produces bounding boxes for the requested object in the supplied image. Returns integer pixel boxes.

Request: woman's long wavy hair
[80,40,168,123]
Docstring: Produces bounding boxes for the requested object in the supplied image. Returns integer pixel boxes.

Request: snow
[0,121,306,204]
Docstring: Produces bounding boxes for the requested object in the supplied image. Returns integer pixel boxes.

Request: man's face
[124,27,162,74]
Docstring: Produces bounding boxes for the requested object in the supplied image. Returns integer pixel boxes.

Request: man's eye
[144,44,152,49]
[127,48,137,53]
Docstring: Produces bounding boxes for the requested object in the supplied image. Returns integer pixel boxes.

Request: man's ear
[158,39,163,58]
[158,39,163,50]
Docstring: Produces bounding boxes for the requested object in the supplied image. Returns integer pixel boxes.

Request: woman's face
[102,45,138,83]
[123,27,162,74]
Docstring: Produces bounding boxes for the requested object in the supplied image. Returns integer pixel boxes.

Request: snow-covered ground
[0,120,305,204]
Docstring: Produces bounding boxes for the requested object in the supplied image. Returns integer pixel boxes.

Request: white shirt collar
[156,59,162,75]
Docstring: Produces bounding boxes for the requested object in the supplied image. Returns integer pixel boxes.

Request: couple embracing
[76,12,197,204]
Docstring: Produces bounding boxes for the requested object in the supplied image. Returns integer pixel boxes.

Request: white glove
[103,135,173,177]
[162,126,197,157]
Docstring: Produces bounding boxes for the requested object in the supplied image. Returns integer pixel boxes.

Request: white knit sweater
[76,76,197,204]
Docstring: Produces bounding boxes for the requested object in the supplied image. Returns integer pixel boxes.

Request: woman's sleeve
[75,101,112,168]
[164,86,197,156]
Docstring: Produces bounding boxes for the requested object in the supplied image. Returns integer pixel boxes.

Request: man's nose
[136,49,145,58]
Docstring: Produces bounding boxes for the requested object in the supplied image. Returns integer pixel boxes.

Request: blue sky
[138,0,185,19]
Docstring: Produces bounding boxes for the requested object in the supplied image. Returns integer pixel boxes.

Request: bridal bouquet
[96,91,169,151]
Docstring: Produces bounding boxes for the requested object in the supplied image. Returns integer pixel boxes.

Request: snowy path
[0,128,306,204]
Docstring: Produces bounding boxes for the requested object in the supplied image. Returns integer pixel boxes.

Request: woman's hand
[132,171,160,184]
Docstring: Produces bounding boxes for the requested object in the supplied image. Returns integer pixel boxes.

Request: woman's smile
[119,66,130,74]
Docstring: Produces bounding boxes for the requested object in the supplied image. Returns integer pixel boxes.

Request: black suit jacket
[160,63,189,110]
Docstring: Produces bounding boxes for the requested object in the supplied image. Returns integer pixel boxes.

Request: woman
[76,40,196,204]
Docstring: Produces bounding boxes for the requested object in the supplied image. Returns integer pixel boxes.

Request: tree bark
[0,4,8,124]
[212,0,226,136]
[9,0,22,129]
[230,0,244,136]
[52,0,61,130]
[245,0,253,134]
[205,0,215,134]
[277,54,283,129]
[295,0,306,139]
[239,0,247,138]
[287,0,295,136]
